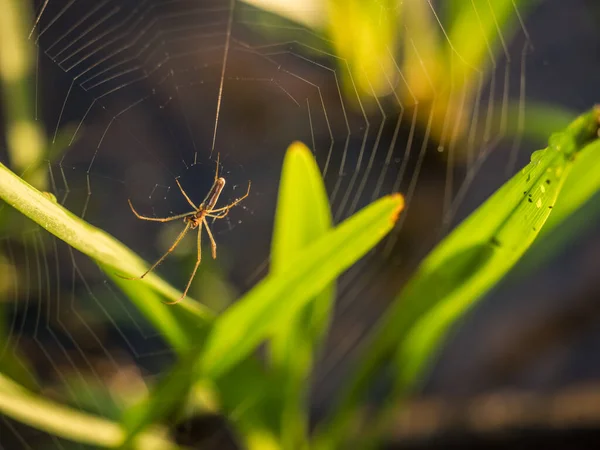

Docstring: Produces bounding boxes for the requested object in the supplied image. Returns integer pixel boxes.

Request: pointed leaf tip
[289,141,310,154]
[390,193,405,223]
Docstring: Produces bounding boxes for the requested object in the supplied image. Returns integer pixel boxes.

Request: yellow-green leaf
[270,141,334,447]
[199,193,404,380]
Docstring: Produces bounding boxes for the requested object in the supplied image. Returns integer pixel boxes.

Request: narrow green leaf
[395,109,600,378]
[517,138,600,272]
[0,0,47,189]
[325,0,399,97]
[447,0,538,91]
[0,374,179,449]
[199,193,404,380]
[271,142,333,272]
[320,106,600,448]
[542,138,600,234]
[270,141,334,447]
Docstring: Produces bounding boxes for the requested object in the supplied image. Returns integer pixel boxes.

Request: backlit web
[1,0,599,447]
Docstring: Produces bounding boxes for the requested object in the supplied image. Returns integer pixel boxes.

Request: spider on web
[120,156,250,304]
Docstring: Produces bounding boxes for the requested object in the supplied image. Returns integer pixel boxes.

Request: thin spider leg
[128,199,193,222]
[206,209,230,219]
[175,179,197,210]
[206,210,229,226]
[118,222,192,280]
[164,224,202,305]
[207,181,251,214]
[203,217,217,259]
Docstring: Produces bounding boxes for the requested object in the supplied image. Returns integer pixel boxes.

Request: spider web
[1,0,599,447]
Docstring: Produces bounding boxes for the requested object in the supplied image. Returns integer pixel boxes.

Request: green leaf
[542,138,600,234]
[199,192,404,380]
[319,106,600,448]
[0,0,47,190]
[447,0,539,91]
[325,0,399,97]
[517,138,600,271]
[0,374,178,449]
[271,142,333,274]
[269,141,334,447]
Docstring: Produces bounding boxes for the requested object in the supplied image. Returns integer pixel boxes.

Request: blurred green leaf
[0,374,179,449]
[0,255,37,391]
[269,141,334,447]
[62,375,123,422]
[325,0,399,97]
[240,0,327,30]
[505,101,577,143]
[447,0,538,90]
[320,106,600,448]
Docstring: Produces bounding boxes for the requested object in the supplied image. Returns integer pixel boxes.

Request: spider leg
[128,199,193,222]
[175,178,198,210]
[207,181,251,214]
[164,224,203,305]
[117,222,191,280]
[203,217,217,259]
[206,209,230,220]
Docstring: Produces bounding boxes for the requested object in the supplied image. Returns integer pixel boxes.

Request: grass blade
[447,0,538,91]
[0,0,47,189]
[517,138,600,272]
[392,107,600,385]
[325,0,398,97]
[319,106,600,448]
[269,142,334,447]
[542,138,600,234]
[0,374,179,450]
[199,193,404,380]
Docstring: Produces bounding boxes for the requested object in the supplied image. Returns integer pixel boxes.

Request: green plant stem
[0,374,180,450]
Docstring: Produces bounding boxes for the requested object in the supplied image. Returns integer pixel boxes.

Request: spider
[121,158,250,304]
